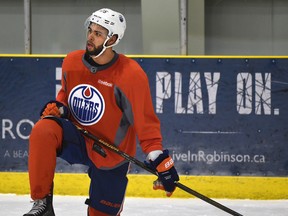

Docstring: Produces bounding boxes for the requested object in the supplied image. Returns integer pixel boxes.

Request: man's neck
[92,49,115,65]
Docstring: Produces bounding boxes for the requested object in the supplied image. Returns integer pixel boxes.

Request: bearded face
[85,41,105,57]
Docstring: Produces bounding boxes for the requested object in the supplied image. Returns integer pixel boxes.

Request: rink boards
[0,172,287,199]
[0,54,288,199]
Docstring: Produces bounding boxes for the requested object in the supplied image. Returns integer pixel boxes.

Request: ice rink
[1,194,287,216]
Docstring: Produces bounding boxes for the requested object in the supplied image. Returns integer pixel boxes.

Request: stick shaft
[175,182,243,216]
[76,125,243,216]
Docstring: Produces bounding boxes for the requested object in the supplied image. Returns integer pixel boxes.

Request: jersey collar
[82,51,119,74]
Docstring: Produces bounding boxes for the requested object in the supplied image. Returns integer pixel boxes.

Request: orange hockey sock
[28,119,63,200]
[88,207,121,216]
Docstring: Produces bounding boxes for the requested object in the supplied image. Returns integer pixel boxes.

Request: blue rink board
[0,56,287,176]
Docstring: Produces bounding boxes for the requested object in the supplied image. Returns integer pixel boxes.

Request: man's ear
[106,35,118,46]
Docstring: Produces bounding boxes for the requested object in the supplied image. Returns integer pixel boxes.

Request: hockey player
[23,8,179,216]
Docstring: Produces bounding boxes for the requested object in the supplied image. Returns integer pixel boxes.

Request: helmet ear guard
[84,8,126,47]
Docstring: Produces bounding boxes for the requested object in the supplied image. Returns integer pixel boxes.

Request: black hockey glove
[147,149,179,197]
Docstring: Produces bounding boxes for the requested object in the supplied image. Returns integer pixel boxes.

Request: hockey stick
[75,125,243,216]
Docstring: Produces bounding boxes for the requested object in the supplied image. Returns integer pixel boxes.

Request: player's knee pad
[31,118,62,137]
[85,163,128,215]
[29,118,63,150]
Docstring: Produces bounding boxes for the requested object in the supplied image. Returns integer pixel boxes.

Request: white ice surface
[1,194,287,216]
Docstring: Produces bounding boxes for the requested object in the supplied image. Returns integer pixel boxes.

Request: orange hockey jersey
[56,50,163,169]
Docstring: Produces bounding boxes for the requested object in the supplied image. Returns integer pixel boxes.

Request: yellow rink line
[1,54,288,58]
[0,172,287,199]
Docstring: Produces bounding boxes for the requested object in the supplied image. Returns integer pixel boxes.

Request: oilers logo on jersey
[68,84,105,126]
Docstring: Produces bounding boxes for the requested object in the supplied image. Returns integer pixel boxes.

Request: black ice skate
[23,193,55,216]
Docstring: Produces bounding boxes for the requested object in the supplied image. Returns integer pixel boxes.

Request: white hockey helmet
[84,8,126,47]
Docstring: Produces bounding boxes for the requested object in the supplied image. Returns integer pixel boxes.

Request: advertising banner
[0,56,287,176]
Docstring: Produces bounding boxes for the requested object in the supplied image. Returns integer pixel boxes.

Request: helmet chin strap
[91,37,114,59]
